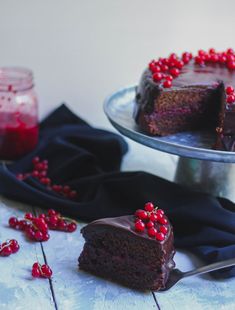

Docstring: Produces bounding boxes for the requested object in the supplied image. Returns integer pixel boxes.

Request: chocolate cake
[134,48,235,151]
[78,202,175,291]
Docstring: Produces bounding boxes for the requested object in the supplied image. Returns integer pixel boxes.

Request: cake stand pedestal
[175,158,235,201]
[104,85,235,203]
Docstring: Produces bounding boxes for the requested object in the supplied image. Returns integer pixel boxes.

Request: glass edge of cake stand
[104,85,235,203]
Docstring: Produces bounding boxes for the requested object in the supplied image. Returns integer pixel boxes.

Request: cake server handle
[161,257,235,291]
[182,257,235,278]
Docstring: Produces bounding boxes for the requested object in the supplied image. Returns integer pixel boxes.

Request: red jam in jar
[0,67,39,159]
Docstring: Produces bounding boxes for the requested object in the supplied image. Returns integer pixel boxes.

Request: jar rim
[0,67,34,91]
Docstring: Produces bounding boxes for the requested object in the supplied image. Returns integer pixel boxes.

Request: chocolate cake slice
[134,49,235,151]
[78,203,175,291]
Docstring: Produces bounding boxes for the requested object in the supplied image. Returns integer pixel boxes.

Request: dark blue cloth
[0,104,234,279]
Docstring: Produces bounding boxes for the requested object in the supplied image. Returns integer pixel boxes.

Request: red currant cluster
[134,202,168,241]
[32,262,52,279]
[149,52,192,88]
[9,213,50,242]
[194,48,235,68]
[44,209,77,232]
[0,239,19,256]
[225,85,235,104]
[16,156,78,200]
[8,209,77,242]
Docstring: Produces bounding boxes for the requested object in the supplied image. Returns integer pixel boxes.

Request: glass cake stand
[104,85,235,203]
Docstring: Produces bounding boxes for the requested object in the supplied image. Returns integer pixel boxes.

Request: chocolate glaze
[81,214,172,244]
[135,61,235,151]
[80,215,175,290]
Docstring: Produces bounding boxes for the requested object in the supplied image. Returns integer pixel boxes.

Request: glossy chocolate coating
[79,215,175,291]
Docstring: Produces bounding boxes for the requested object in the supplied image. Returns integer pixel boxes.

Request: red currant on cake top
[144,202,154,212]
[135,209,148,220]
[156,232,165,241]
[148,227,157,238]
[226,86,234,95]
[135,220,145,232]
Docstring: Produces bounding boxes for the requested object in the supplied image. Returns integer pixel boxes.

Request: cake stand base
[174,157,235,202]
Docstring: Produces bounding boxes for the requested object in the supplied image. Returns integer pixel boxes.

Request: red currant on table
[32,262,53,279]
[67,222,77,232]
[9,217,18,228]
[0,239,20,256]
[9,239,20,253]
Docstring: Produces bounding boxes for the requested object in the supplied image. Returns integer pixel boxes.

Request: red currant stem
[58,215,77,224]
[0,240,13,250]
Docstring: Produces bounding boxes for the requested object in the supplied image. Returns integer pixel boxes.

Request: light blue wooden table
[0,143,235,310]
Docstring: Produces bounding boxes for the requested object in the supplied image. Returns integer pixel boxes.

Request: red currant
[226,95,235,103]
[52,185,63,192]
[165,75,173,81]
[227,61,235,70]
[175,60,184,69]
[157,209,164,215]
[41,264,53,278]
[57,219,67,231]
[209,48,216,54]
[42,233,50,241]
[151,65,161,73]
[153,72,163,82]
[32,170,40,178]
[40,177,51,186]
[67,222,77,232]
[135,209,148,220]
[226,86,234,95]
[156,232,165,241]
[25,213,33,220]
[148,227,157,238]
[9,217,18,228]
[195,56,204,65]
[163,80,172,88]
[35,163,44,171]
[149,213,158,222]
[32,268,41,278]
[0,245,12,256]
[227,48,234,54]
[160,64,169,72]
[68,190,77,199]
[10,239,20,253]
[32,157,40,164]
[134,220,145,232]
[48,209,57,216]
[146,221,154,228]
[35,231,43,241]
[63,185,71,194]
[170,68,180,77]
[158,217,168,225]
[144,202,154,212]
[159,226,168,235]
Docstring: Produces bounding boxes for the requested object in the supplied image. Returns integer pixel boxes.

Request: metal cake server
[160,257,235,291]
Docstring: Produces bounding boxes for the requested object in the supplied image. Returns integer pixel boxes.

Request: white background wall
[0,0,235,177]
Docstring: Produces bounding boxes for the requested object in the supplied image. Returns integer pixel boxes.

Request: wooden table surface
[0,144,235,310]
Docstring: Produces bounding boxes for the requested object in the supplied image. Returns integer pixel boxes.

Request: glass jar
[0,67,39,160]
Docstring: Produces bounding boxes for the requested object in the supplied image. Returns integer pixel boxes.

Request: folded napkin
[0,104,235,279]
